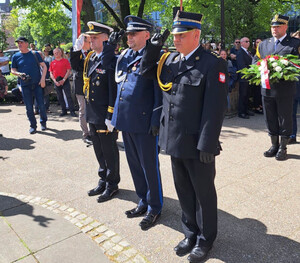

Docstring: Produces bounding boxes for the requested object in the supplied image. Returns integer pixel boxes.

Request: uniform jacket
[75,51,117,127]
[110,48,162,134]
[253,35,300,98]
[236,48,252,82]
[70,48,85,96]
[142,45,228,159]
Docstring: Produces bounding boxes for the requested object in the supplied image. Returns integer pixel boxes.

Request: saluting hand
[108,29,125,45]
[199,151,215,164]
[150,29,170,47]
[74,34,85,51]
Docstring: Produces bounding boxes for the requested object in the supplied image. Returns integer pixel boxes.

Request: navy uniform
[78,22,120,202]
[141,11,228,262]
[253,15,300,160]
[103,16,163,231]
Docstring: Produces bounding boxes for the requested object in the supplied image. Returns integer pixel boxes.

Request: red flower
[266,55,271,59]
[257,61,261,66]
[273,56,279,60]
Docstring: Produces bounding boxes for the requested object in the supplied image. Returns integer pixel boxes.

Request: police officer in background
[253,14,300,161]
[72,22,120,202]
[103,16,163,231]
[140,11,228,262]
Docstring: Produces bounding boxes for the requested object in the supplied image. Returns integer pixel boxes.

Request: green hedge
[5,74,18,91]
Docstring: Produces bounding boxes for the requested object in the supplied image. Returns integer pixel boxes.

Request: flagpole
[72,0,77,45]
[180,0,183,11]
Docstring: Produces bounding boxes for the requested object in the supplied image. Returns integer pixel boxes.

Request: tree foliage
[9,0,300,48]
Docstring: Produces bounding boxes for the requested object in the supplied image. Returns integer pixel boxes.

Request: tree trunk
[81,0,96,32]
[137,0,146,18]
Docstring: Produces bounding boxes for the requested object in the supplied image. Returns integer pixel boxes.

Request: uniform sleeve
[197,58,228,155]
[70,48,84,72]
[106,67,117,120]
[102,41,118,70]
[150,80,162,127]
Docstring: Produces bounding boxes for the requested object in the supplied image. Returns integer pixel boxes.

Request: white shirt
[0,56,10,73]
[180,45,200,61]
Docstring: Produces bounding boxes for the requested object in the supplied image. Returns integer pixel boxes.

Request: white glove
[74,34,85,51]
[105,119,114,132]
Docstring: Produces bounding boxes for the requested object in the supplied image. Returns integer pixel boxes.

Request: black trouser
[238,82,249,115]
[55,80,74,112]
[89,123,120,188]
[171,156,217,247]
[262,95,294,137]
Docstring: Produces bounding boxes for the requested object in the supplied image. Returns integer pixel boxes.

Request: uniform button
[120,97,123,101]
[97,77,100,79]
[128,70,131,73]
[92,83,95,85]
[172,91,176,95]
[169,116,174,121]
[142,112,146,115]
[170,103,174,107]
[92,90,94,93]
[121,88,125,91]
[126,80,128,82]
[91,98,94,101]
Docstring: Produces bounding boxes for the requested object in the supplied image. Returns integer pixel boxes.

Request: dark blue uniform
[111,47,163,215]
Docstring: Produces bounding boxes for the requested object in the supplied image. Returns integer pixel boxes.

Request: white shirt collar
[274,34,287,43]
[241,46,249,53]
[181,45,200,61]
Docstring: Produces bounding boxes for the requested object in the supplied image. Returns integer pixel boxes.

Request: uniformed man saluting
[140,11,228,262]
[103,16,163,231]
[72,22,120,202]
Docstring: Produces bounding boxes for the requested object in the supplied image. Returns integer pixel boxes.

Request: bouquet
[238,54,300,87]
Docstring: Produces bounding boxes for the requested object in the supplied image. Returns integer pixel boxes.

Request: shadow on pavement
[39,128,82,141]
[0,195,54,227]
[0,136,35,151]
[0,108,12,113]
[214,210,300,262]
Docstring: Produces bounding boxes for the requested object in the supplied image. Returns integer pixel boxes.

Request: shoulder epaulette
[210,51,220,58]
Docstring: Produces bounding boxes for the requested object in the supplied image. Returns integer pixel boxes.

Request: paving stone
[113,244,124,252]
[59,205,69,211]
[70,211,81,217]
[104,230,116,238]
[102,240,115,250]
[123,248,138,258]
[81,225,93,233]
[119,240,130,247]
[96,225,108,233]
[111,235,123,244]
[77,213,88,220]
[95,235,108,244]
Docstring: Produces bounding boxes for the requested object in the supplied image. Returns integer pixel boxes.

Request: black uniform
[72,50,120,189]
[237,48,252,116]
[254,35,300,137]
[142,45,228,247]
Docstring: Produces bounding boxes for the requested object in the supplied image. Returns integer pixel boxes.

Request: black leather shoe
[188,245,212,262]
[139,212,161,231]
[97,187,119,203]
[288,137,297,144]
[238,113,249,119]
[125,205,148,218]
[59,111,67,116]
[174,238,196,257]
[87,181,105,196]
[275,149,287,161]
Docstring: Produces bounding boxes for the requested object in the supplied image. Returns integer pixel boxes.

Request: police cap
[124,15,154,33]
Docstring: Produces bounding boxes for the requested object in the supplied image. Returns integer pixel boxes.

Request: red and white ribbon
[260,59,271,89]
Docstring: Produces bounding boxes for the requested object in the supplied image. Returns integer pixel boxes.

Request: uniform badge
[195,56,200,60]
[96,68,106,74]
[96,80,100,86]
[219,72,226,83]
[117,70,123,76]
[132,66,137,71]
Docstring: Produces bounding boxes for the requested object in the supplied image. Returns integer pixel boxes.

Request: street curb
[0,192,151,263]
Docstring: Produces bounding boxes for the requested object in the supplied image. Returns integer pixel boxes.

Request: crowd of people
[0,10,299,263]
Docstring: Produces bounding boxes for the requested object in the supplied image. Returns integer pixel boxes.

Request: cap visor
[171,27,194,35]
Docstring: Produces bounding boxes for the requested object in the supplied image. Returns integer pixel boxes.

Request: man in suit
[237,37,253,119]
[72,21,120,202]
[254,14,300,161]
[103,16,163,231]
[70,34,92,144]
[140,11,228,262]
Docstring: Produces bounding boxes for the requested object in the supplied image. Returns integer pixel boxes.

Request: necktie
[274,39,280,52]
[84,51,88,57]
[133,51,138,59]
[247,50,252,57]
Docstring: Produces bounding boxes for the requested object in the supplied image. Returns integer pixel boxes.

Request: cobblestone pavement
[0,104,300,263]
